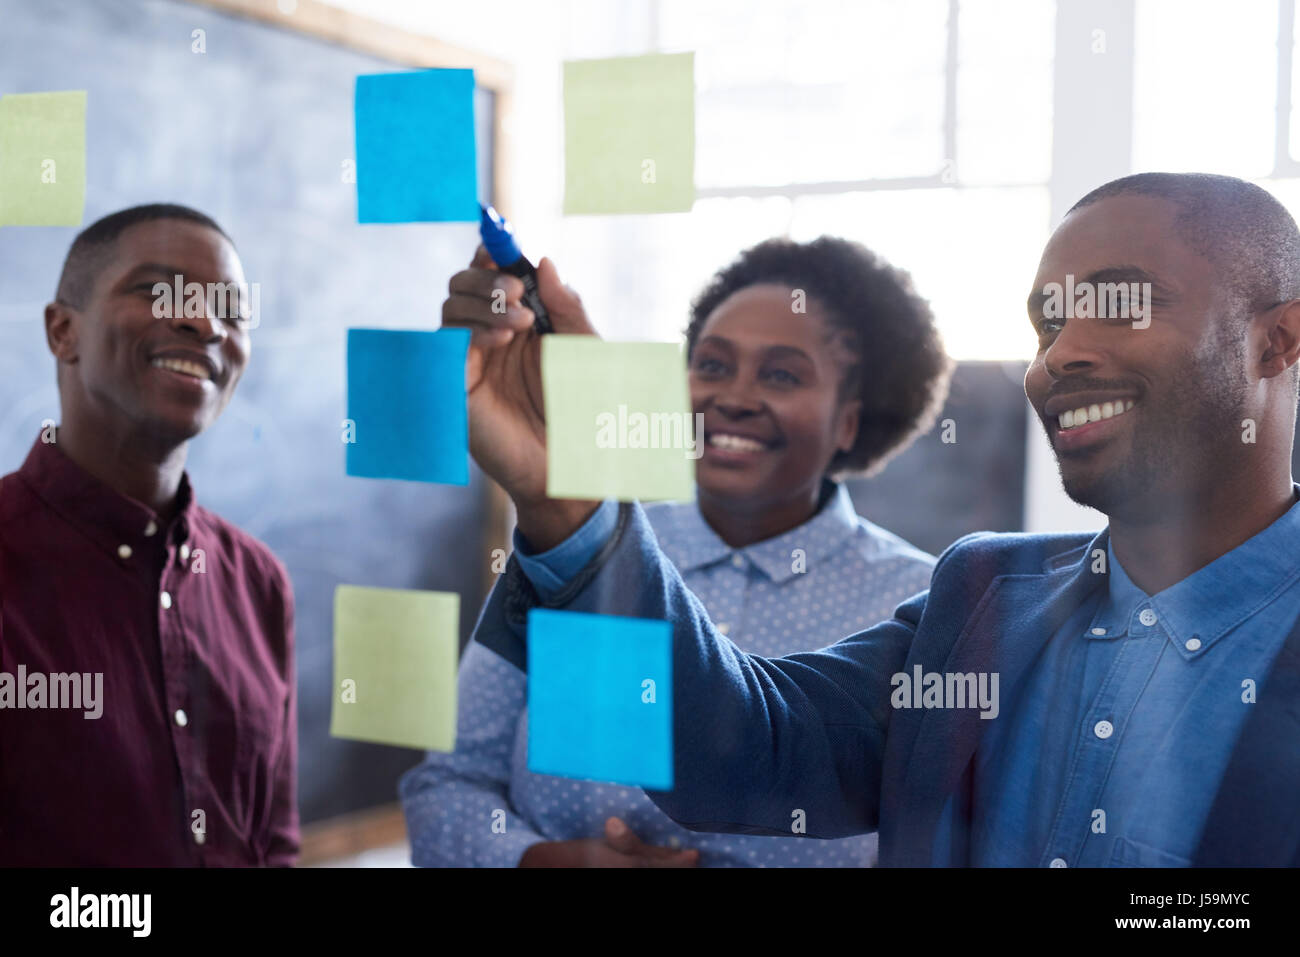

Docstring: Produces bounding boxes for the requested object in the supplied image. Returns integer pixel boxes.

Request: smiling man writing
[0,204,297,866]
[450,172,1300,866]
[405,237,950,867]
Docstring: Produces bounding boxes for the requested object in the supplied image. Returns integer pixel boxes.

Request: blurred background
[4,0,1300,864]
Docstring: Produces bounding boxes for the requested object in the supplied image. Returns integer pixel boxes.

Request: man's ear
[835,397,862,453]
[45,300,79,364]
[1259,299,1300,380]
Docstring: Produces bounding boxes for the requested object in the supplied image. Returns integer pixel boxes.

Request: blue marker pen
[478,203,552,334]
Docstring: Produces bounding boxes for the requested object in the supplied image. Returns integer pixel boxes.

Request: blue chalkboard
[845,361,1031,553]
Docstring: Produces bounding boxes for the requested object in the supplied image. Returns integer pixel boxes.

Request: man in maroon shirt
[0,204,298,865]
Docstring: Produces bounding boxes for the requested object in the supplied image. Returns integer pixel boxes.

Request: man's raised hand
[442,248,600,549]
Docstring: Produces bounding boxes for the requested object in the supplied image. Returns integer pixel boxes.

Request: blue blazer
[476,503,1300,867]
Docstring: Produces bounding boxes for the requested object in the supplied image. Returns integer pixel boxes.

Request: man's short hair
[55,203,234,309]
[1067,172,1300,318]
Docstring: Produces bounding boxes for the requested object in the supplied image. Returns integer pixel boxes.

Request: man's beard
[1057,358,1249,523]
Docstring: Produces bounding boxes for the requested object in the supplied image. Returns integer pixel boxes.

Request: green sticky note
[542,336,696,502]
[563,53,694,215]
[331,585,459,752]
[0,91,87,227]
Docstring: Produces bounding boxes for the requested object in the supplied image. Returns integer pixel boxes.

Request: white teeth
[152,357,211,380]
[1057,399,1136,430]
[708,433,766,452]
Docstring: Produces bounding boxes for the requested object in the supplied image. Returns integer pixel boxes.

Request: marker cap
[479,203,523,268]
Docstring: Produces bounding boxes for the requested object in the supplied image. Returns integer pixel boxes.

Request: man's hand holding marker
[443,227,701,869]
[442,244,598,550]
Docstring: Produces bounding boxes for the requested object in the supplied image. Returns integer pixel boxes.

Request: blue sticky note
[355,69,478,223]
[527,609,672,790]
[346,327,469,484]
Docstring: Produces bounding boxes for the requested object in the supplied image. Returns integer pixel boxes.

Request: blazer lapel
[1193,613,1300,866]
[889,530,1110,865]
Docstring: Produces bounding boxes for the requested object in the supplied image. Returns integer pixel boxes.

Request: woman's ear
[835,398,862,453]
[45,300,80,364]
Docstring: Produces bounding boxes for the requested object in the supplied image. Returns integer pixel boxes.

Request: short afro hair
[55,203,234,309]
[686,235,952,476]
[1067,173,1300,319]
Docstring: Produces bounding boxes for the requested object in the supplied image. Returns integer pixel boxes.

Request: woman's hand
[518,817,699,868]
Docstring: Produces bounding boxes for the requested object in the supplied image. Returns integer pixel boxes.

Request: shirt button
[1094,719,1114,739]
[179,543,191,563]
[1185,637,1202,652]
[731,554,745,569]
[1049,857,1067,868]
[1138,608,1158,627]
[717,622,731,635]
[144,520,158,537]
[174,709,188,727]
[117,544,133,560]
[1090,627,1106,636]
[160,591,173,610]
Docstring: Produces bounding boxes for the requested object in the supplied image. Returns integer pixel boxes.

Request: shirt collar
[16,434,198,563]
[658,480,861,584]
[1088,483,1300,657]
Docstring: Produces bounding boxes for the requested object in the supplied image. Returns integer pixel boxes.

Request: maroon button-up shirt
[0,436,298,865]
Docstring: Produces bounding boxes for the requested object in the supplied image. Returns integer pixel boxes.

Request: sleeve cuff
[513,499,619,601]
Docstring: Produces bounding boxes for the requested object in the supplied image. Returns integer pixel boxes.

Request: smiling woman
[684,235,953,547]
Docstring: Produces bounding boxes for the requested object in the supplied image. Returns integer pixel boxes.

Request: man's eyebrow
[1026,265,1175,314]
[118,262,187,282]
[1082,265,1169,290]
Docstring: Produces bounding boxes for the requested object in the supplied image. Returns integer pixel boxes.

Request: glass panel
[790,186,1051,360]
[659,0,950,187]
[956,0,1054,185]
[1134,0,1276,178]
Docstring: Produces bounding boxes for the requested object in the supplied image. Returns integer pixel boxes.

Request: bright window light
[1133,0,1276,178]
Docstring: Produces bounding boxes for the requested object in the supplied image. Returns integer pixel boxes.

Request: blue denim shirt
[506,487,1300,866]
[973,508,1300,866]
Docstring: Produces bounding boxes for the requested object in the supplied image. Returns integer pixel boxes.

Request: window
[1132,0,1277,179]
[629,0,1054,360]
